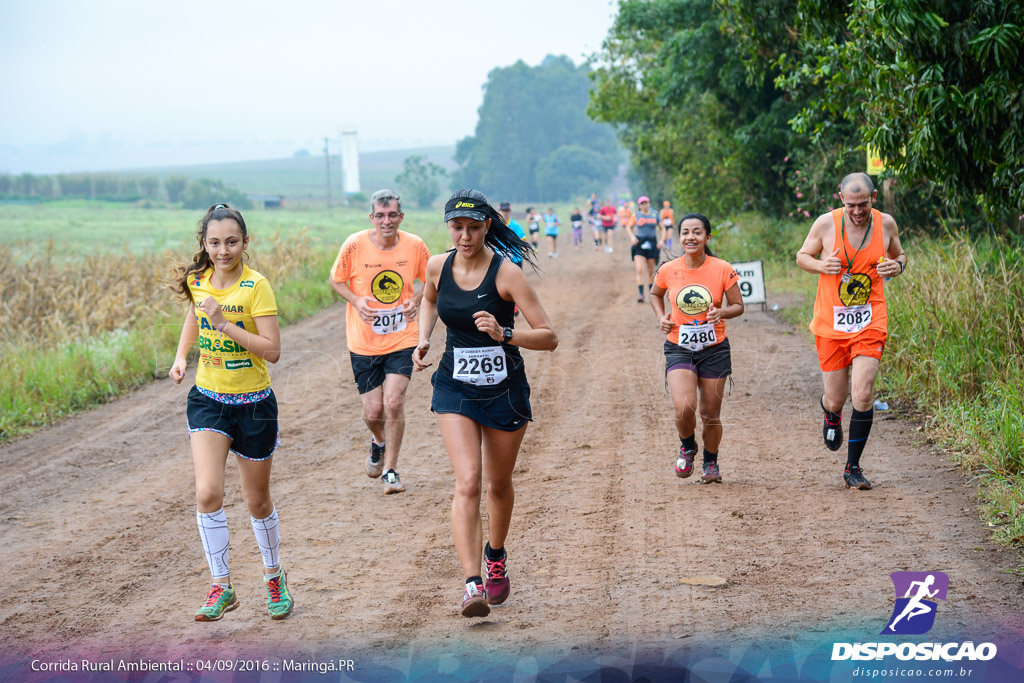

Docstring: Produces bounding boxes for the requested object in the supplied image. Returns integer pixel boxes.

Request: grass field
[0,200,453,260]
[122,145,457,199]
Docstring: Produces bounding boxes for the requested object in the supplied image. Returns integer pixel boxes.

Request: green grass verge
[719,213,1024,570]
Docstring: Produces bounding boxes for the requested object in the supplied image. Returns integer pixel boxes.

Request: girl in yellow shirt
[169,203,293,622]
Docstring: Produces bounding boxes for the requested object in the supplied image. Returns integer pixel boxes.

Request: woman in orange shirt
[650,213,744,483]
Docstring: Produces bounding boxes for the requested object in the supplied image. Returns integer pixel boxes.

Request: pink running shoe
[676,445,696,478]
[484,551,510,605]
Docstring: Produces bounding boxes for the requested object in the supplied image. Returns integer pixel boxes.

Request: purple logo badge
[881,571,949,635]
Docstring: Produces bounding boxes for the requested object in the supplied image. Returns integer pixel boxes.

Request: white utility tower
[341,129,360,195]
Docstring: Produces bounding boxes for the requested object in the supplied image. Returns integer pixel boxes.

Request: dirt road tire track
[2,244,1021,666]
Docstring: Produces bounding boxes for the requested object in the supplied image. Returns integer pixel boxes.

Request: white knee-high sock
[250,508,280,571]
[196,507,230,580]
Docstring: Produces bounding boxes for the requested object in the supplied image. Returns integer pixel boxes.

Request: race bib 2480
[677,323,718,352]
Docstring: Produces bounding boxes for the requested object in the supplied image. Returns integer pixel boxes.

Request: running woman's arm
[626,220,639,245]
[169,308,199,383]
[481,261,557,351]
[199,296,282,363]
[796,215,842,275]
[412,255,444,371]
[328,278,376,324]
[650,284,673,334]
[706,283,744,325]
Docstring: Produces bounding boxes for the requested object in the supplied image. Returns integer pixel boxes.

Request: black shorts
[186,386,279,461]
[631,243,660,261]
[664,337,732,379]
[603,224,615,232]
[350,347,415,394]
[529,226,540,234]
[430,375,532,432]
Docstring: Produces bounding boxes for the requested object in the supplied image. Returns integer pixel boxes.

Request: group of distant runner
[167,171,906,621]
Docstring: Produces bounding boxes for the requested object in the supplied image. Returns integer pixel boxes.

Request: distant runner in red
[598,199,618,253]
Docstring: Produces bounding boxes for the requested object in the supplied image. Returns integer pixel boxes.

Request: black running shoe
[700,462,723,484]
[821,399,843,451]
[366,440,385,478]
[843,465,872,490]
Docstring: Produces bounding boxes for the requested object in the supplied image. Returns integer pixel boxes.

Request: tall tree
[454,55,619,202]
[165,175,188,204]
[589,0,795,216]
[723,0,1024,229]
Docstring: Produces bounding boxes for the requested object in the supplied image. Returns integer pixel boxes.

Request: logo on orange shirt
[372,270,404,304]
[676,285,712,315]
[839,274,872,306]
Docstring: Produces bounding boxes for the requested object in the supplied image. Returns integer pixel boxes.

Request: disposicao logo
[883,571,947,635]
[831,570,997,662]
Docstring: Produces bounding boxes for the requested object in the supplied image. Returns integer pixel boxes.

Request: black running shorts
[186,386,279,461]
[430,375,532,432]
[631,243,660,261]
[350,346,415,394]
[664,337,732,379]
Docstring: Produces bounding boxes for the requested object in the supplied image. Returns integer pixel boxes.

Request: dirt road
[2,244,1021,677]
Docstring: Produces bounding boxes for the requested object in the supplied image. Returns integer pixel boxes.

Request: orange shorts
[815,328,887,372]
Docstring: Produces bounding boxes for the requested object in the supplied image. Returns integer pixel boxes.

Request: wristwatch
[502,327,514,343]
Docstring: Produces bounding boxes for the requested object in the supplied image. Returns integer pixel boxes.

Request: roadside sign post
[731,260,767,311]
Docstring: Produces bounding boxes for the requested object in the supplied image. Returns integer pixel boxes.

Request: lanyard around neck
[841,210,871,273]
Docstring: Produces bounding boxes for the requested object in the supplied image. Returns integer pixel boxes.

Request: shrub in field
[181,178,250,210]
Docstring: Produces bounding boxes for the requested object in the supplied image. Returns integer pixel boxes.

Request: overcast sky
[0,0,618,174]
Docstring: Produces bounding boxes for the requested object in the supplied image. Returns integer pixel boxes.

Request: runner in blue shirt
[543,208,560,258]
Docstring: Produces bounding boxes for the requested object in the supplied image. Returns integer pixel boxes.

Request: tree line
[589,0,1024,234]
[0,172,250,209]
[454,55,621,202]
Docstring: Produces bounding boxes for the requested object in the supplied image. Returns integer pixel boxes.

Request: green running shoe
[264,570,294,620]
[195,583,239,622]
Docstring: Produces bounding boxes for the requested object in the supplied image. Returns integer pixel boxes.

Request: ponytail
[484,204,539,269]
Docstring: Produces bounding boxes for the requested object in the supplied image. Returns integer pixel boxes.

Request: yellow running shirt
[330,230,431,356]
[188,265,277,395]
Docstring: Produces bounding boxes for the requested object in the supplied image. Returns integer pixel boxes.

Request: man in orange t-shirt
[796,173,907,490]
[329,189,431,494]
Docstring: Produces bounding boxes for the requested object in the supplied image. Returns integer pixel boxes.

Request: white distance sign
[731,260,766,305]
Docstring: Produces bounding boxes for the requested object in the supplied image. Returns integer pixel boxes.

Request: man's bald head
[840,173,875,196]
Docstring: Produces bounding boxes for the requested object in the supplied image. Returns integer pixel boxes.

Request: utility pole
[324,137,332,209]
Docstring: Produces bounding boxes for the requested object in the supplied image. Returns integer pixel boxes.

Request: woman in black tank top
[413,189,557,618]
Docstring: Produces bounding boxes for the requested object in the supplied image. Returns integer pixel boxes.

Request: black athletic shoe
[822,400,843,451]
[366,440,385,478]
[843,465,872,490]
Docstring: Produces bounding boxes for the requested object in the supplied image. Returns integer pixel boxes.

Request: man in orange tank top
[796,173,907,490]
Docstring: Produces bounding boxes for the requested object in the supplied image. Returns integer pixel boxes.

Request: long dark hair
[677,212,715,258]
[172,203,248,302]
[447,189,538,269]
